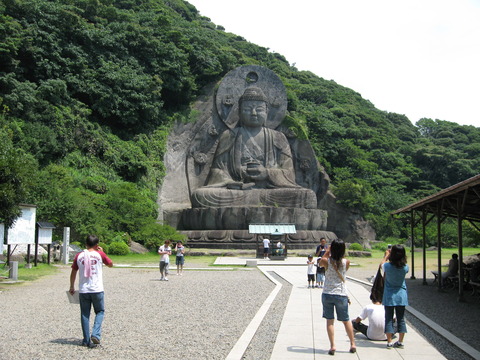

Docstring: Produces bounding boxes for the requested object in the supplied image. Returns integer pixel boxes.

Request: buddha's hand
[245,164,268,182]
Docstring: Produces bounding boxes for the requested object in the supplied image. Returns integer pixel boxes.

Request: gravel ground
[242,272,292,360]
[0,266,274,360]
[1,261,479,360]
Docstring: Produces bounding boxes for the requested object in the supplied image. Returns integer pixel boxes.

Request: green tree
[0,119,37,226]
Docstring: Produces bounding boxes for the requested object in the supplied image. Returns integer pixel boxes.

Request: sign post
[6,204,37,265]
[35,222,55,266]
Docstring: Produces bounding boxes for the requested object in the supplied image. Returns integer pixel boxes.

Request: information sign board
[38,228,53,245]
[7,205,37,245]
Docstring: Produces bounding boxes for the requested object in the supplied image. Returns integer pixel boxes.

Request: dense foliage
[1,0,479,247]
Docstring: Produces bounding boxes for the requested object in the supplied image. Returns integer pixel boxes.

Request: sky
[187,0,480,128]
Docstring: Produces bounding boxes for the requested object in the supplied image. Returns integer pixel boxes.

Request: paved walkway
[215,257,447,360]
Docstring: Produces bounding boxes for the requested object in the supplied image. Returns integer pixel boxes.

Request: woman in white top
[319,239,356,355]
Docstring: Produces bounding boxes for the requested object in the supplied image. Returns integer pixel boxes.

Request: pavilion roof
[391,174,480,222]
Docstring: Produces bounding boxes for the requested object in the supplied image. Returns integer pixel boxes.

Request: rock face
[158,65,375,248]
[129,240,149,254]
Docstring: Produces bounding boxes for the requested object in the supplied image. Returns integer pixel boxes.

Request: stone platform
[180,229,337,249]
[180,207,327,231]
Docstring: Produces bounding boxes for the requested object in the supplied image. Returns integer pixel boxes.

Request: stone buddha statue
[191,86,317,209]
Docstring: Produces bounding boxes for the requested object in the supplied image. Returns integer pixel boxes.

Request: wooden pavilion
[391,174,480,301]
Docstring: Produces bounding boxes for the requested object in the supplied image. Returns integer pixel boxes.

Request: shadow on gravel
[50,338,81,346]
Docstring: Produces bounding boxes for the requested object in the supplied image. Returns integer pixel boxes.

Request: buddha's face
[240,100,267,128]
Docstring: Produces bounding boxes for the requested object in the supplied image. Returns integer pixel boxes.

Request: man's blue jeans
[79,292,105,345]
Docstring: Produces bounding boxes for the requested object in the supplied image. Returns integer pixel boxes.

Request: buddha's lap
[191,187,317,208]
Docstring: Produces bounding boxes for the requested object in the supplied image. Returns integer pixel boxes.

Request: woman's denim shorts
[176,256,185,265]
[322,293,350,321]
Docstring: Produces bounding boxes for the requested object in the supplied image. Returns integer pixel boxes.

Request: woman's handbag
[370,266,384,302]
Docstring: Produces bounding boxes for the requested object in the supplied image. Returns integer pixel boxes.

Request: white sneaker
[164,277,169,281]
[160,277,164,281]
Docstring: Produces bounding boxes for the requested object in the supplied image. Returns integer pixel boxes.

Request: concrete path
[215,257,447,359]
[262,265,445,360]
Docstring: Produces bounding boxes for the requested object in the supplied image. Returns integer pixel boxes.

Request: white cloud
[188,0,480,127]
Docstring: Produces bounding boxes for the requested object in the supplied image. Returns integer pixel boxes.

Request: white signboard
[0,223,4,253]
[7,206,36,245]
[38,228,53,244]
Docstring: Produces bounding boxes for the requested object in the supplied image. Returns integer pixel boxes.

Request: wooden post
[437,202,443,291]
[422,209,427,285]
[34,225,39,267]
[47,244,51,265]
[458,195,466,302]
[7,244,11,265]
[26,244,32,268]
[410,210,416,279]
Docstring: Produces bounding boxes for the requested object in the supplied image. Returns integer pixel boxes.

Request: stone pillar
[9,261,18,280]
[62,227,70,265]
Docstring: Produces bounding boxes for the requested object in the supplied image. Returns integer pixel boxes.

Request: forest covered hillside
[1,0,479,248]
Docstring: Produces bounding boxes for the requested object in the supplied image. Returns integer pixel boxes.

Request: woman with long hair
[320,239,356,355]
[382,244,409,349]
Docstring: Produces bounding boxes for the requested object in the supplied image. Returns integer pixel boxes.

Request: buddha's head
[239,87,268,128]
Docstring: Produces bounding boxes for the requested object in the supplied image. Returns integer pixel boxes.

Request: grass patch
[0,263,60,287]
[17,263,60,281]
[350,247,480,273]
[108,252,228,267]
[108,252,158,265]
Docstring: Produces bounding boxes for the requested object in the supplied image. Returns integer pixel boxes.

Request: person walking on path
[319,239,356,355]
[175,241,185,275]
[307,255,315,288]
[69,235,113,348]
[158,240,172,281]
[382,244,409,349]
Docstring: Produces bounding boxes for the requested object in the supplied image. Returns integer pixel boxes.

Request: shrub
[348,243,363,251]
[71,241,84,248]
[98,242,109,254]
[133,222,186,250]
[373,242,389,252]
[108,241,129,255]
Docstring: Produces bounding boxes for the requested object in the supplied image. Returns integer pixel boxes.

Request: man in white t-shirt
[158,240,172,281]
[352,297,387,341]
[69,235,113,348]
[262,237,270,259]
